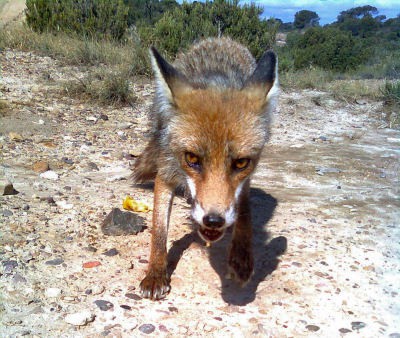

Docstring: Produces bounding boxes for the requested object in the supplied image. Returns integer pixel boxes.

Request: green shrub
[382,81,400,105]
[25,0,129,40]
[138,0,278,59]
[292,27,370,72]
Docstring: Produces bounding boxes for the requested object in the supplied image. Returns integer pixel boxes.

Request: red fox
[133,37,278,300]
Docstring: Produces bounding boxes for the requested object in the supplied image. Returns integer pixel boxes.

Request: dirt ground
[1,49,399,337]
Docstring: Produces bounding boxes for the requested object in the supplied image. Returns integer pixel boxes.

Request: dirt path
[1,49,399,337]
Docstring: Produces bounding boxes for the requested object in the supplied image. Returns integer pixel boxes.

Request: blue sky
[250,0,399,24]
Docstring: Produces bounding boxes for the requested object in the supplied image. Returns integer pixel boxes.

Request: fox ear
[150,47,190,104]
[243,50,277,101]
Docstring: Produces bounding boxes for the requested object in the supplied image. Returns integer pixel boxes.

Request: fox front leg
[140,175,174,300]
[228,180,254,285]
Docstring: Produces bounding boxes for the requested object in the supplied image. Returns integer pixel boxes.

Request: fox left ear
[150,47,191,105]
[243,50,277,102]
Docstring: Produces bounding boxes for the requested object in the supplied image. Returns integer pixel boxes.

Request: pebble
[32,161,50,173]
[45,287,62,298]
[55,200,73,209]
[94,300,114,311]
[1,180,19,195]
[102,248,119,257]
[125,293,142,301]
[40,170,59,180]
[64,310,95,326]
[389,334,400,338]
[87,162,99,171]
[45,258,64,266]
[120,305,131,310]
[351,321,366,330]
[9,132,23,141]
[138,324,155,334]
[306,325,320,332]
[91,285,105,295]
[3,260,18,274]
[101,208,145,236]
[12,273,27,284]
[83,261,101,268]
[339,328,352,333]
[2,209,13,217]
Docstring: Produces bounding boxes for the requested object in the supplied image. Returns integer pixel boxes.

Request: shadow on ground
[166,188,287,306]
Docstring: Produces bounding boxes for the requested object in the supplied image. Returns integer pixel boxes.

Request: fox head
[150,45,277,243]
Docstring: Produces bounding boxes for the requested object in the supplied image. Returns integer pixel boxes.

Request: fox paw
[140,271,170,300]
[228,244,254,286]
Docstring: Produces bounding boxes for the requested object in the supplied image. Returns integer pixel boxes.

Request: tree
[337,5,378,23]
[294,10,319,29]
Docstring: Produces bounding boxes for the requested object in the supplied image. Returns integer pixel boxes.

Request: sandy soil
[1,49,399,337]
[0,0,25,27]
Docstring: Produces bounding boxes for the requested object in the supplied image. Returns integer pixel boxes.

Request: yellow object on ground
[122,196,152,212]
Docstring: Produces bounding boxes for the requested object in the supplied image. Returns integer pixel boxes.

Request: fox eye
[233,158,250,171]
[185,152,201,169]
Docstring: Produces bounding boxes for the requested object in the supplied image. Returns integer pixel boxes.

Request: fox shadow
[166,188,287,306]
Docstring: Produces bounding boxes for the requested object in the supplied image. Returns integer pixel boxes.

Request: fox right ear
[150,47,190,104]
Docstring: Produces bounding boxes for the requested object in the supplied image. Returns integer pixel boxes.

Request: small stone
[120,305,131,310]
[64,310,95,326]
[83,261,101,268]
[138,324,155,334]
[92,285,105,295]
[45,258,64,266]
[319,136,328,141]
[94,300,114,311]
[339,328,352,334]
[99,114,109,121]
[101,208,145,236]
[1,180,19,195]
[55,200,73,209]
[9,132,23,141]
[103,248,119,257]
[351,322,366,330]
[2,209,13,217]
[306,325,320,332]
[40,170,59,180]
[389,333,400,338]
[32,161,50,173]
[62,157,74,165]
[3,260,18,274]
[12,273,27,284]
[45,287,62,298]
[125,293,142,301]
[22,204,30,211]
[87,162,99,171]
[83,246,97,253]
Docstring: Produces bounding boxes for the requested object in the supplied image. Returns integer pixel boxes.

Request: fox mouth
[198,226,225,243]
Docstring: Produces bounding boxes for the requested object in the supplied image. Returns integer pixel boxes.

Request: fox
[132,37,278,300]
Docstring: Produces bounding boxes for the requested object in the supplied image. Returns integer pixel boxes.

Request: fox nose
[203,214,225,229]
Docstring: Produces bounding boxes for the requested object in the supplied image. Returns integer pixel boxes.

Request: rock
[45,287,62,298]
[339,328,352,333]
[125,293,142,301]
[351,321,366,330]
[2,260,18,274]
[45,258,64,266]
[40,170,59,180]
[83,261,101,268]
[9,132,23,142]
[55,200,73,209]
[306,325,320,332]
[99,114,109,121]
[2,209,13,217]
[12,273,27,284]
[138,324,155,334]
[101,208,145,236]
[32,161,50,173]
[1,177,19,195]
[64,310,95,326]
[87,162,99,171]
[102,248,119,257]
[91,285,105,296]
[120,305,131,310]
[94,300,114,311]
[315,167,342,176]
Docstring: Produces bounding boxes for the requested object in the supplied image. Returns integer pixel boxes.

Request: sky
[251,0,400,24]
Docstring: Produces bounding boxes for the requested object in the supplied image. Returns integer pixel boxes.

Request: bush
[138,0,278,59]
[25,0,129,40]
[291,27,370,72]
